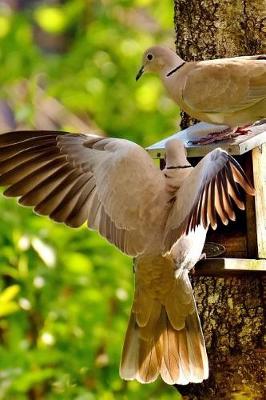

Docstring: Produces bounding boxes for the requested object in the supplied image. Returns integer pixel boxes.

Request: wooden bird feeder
[146,122,266,276]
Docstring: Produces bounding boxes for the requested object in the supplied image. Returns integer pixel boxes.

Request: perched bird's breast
[162,65,188,105]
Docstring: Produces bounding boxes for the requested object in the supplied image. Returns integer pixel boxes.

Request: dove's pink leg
[190,125,252,145]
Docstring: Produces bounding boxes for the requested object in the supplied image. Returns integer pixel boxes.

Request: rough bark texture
[177,276,265,399]
[174,0,265,60]
[173,1,266,398]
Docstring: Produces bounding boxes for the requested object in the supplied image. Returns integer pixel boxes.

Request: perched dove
[137,46,266,143]
[0,131,255,384]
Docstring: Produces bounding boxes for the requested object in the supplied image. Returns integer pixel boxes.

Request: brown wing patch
[164,153,255,251]
[0,131,148,256]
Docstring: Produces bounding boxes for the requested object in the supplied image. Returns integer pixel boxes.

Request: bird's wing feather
[183,58,266,113]
[0,130,166,256]
[163,148,255,251]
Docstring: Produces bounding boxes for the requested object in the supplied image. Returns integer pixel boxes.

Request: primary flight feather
[0,130,255,384]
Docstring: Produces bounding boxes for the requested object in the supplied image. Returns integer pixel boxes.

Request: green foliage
[0,284,20,317]
[0,0,178,145]
[0,1,181,399]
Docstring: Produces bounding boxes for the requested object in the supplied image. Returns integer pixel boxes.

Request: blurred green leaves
[0,14,10,38]
[0,285,20,317]
[34,7,68,35]
[0,0,178,145]
[0,1,180,399]
[34,1,85,35]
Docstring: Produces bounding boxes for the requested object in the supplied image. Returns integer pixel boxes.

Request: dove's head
[136,46,183,80]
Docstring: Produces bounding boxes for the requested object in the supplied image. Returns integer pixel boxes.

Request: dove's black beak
[136,66,144,81]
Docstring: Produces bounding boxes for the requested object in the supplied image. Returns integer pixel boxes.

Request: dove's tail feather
[120,275,209,385]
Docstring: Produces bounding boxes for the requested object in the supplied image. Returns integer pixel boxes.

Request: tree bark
[174,0,265,60]
[173,1,266,399]
[178,275,265,400]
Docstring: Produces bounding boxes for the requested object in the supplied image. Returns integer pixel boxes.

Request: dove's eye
[147,54,153,61]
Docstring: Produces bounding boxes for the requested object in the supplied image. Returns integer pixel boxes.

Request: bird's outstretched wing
[163,148,255,251]
[0,131,166,256]
[183,57,266,113]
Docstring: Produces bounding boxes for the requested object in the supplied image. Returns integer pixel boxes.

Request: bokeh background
[0,1,181,399]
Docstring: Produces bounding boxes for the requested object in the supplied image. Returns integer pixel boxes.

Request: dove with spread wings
[0,131,255,384]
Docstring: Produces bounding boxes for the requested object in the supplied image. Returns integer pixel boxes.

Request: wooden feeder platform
[146,122,266,276]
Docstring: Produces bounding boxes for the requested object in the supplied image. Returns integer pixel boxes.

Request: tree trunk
[173,1,266,399]
[178,275,265,400]
[174,0,265,59]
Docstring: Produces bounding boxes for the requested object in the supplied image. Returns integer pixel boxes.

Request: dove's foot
[233,125,252,136]
[189,125,252,145]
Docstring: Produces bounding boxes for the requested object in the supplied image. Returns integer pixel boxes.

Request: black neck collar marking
[166,165,192,169]
[166,61,186,77]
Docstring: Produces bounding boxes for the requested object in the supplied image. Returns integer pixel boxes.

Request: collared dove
[137,46,266,143]
[0,130,255,384]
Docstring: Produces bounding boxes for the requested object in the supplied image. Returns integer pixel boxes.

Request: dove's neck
[164,141,192,192]
[165,147,189,168]
[160,54,189,105]
[163,163,192,193]
[159,54,185,78]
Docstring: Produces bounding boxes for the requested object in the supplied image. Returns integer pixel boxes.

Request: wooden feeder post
[147,123,266,399]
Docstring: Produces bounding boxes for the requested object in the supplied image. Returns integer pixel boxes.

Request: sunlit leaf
[31,237,56,268]
[0,15,10,38]
[135,78,161,111]
[0,301,19,317]
[34,7,67,34]
[0,285,20,303]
